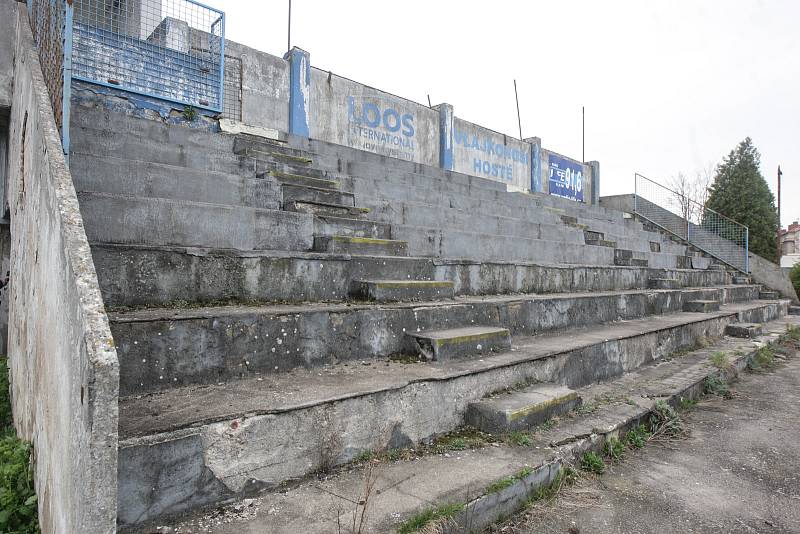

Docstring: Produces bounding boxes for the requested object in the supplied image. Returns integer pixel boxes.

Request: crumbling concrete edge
[7,6,119,533]
[429,322,797,534]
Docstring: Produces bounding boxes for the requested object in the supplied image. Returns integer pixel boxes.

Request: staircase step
[313,235,408,256]
[265,170,340,190]
[733,275,751,285]
[584,230,604,241]
[350,279,455,302]
[407,326,511,361]
[789,306,800,315]
[683,299,720,312]
[286,200,369,218]
[724,322,763,338]
[759,290,780,300]
[648,277,680,290]
[559,215,578,225]
[313,215,391,239]
[236,146,313,165]
[585,238,616,247]
[77,192,313,251]
[282,183,355,207]
[232,135,313,161]
[466,384,581,434]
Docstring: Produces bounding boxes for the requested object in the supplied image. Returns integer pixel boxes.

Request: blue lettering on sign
[453,128,527,182]
[347,97,415,137]
[548,154,584,202]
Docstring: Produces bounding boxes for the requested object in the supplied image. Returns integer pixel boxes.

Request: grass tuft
[579,452,606,474]
[397,502,463,534]
[603,437,625,461]
[703,375,731,398]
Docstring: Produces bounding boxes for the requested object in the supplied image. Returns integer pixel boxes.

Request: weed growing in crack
[485,467,533,495]
[337,461,378,534]
[649,400,686,440]
[710,351,730,370]
[603,437,625,462]
[507,431,532,447]
[678,397,697,410]
[748,346,775,371]
[624,424,651,448]
[580,452,606,474]
[703,375,731,398]
[396,502,464,534]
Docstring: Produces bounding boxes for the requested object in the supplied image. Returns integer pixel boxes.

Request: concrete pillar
[588,160,600,205]
[434,103,454,171]
[284,47,310,138]
[525,137,542,193]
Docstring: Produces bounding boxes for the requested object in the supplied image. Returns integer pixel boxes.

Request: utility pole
[777,165,782,261]
[287,0,292,52]
[582,106,585,162]
[513,80,522,141]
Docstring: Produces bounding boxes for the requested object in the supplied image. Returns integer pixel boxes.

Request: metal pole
[287,0,292,52]
[582,106,585,162]
[777,165,782,261]
[514,79,522,141]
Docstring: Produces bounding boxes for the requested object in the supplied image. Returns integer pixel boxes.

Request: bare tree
[668,168,713,224]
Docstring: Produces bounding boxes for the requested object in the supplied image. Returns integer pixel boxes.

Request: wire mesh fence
[72,0,225,111]
[27,0,71,150]
[222,55,242,121]
[634,173,749,273]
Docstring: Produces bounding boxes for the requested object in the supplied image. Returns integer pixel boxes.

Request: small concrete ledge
[466,384,581,433]
[683,300,720,313]
[407,325,511,361]
[724,322,763,338]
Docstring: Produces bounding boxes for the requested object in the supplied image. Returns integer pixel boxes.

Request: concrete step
[313,235,408,256]
[760,290,780,299]
[585,238,616,247]
[263,169,341,190]
[466,383,581,434]
[614,249,649,267]
[77,192,313,251]
[233,145,313,166]
[724,322,763,338]
[107,286,765,395]
[648,277,680,290]
[69,153,282,209]
[286,200,370,218]
[733,275,752,285]
[789,306,800,315]
[350,279,455,302]
[313,215,391,239]
[281,183,355,207]
[407,326,512,361]
[114,304,794,528]
[683,300,721,312]
[91,243,736,308]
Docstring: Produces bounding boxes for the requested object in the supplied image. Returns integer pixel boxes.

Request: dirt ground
[493,346,800,534]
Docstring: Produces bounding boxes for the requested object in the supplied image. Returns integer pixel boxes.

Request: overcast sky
[214,0,799,227]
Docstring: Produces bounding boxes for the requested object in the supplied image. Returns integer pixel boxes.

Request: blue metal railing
[71,0,225,112]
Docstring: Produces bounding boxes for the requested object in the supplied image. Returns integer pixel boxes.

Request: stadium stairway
[67,104,791,530]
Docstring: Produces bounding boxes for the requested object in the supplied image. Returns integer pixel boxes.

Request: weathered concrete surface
[129,315,800,534]
[115,302,787,527]
[0,0,16,109]
[509,340,800,534]
[466,384,580,433]
[351,279,455,302]
[91,244,732,307]
[407,325,511,361]
[683,299,721,312]
[724,322,763,338]
[110,286,762,394]
[6,6,118,533]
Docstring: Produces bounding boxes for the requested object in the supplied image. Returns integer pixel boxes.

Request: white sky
[213,0,799,228]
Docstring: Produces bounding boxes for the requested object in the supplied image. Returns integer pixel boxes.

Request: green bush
[790,263,800,297]
[0,357,40,534]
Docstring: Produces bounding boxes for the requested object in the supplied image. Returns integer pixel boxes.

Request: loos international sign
[346,96,416,161]
[548,154,584,202]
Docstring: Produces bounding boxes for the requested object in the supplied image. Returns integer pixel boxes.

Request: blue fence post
[434,103,454,171]
[525,137,542,193]
[284,46,310,138]
[588,160,600,205]
[61,1,73,159]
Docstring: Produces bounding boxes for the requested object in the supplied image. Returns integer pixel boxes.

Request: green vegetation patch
[397,502,464,534]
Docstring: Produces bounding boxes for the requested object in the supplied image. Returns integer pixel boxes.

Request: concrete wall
[309,68,439,167]
[0,0,15,110]
[452,118,530,191]
[7,6,119,533]
[223,41,290,134]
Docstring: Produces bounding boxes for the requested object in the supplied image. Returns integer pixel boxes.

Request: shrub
[790,263,800,296]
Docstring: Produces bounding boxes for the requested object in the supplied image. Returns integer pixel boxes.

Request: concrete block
[759,290,780,300]
[350,280,455,302]
[281,183,355,207]
[733,276,751,285]
[724,323,763,338]
[287,200,369,218]
[683,300,720,313]
[585,238,616,248]
[313,235,408,256]
[466,384,581,433]
[313,215,391,239]
[407,326,511,361]
[648,278,680,290]
[691,256,712,269]
[789,306,800,316]
[263,169,340,190]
